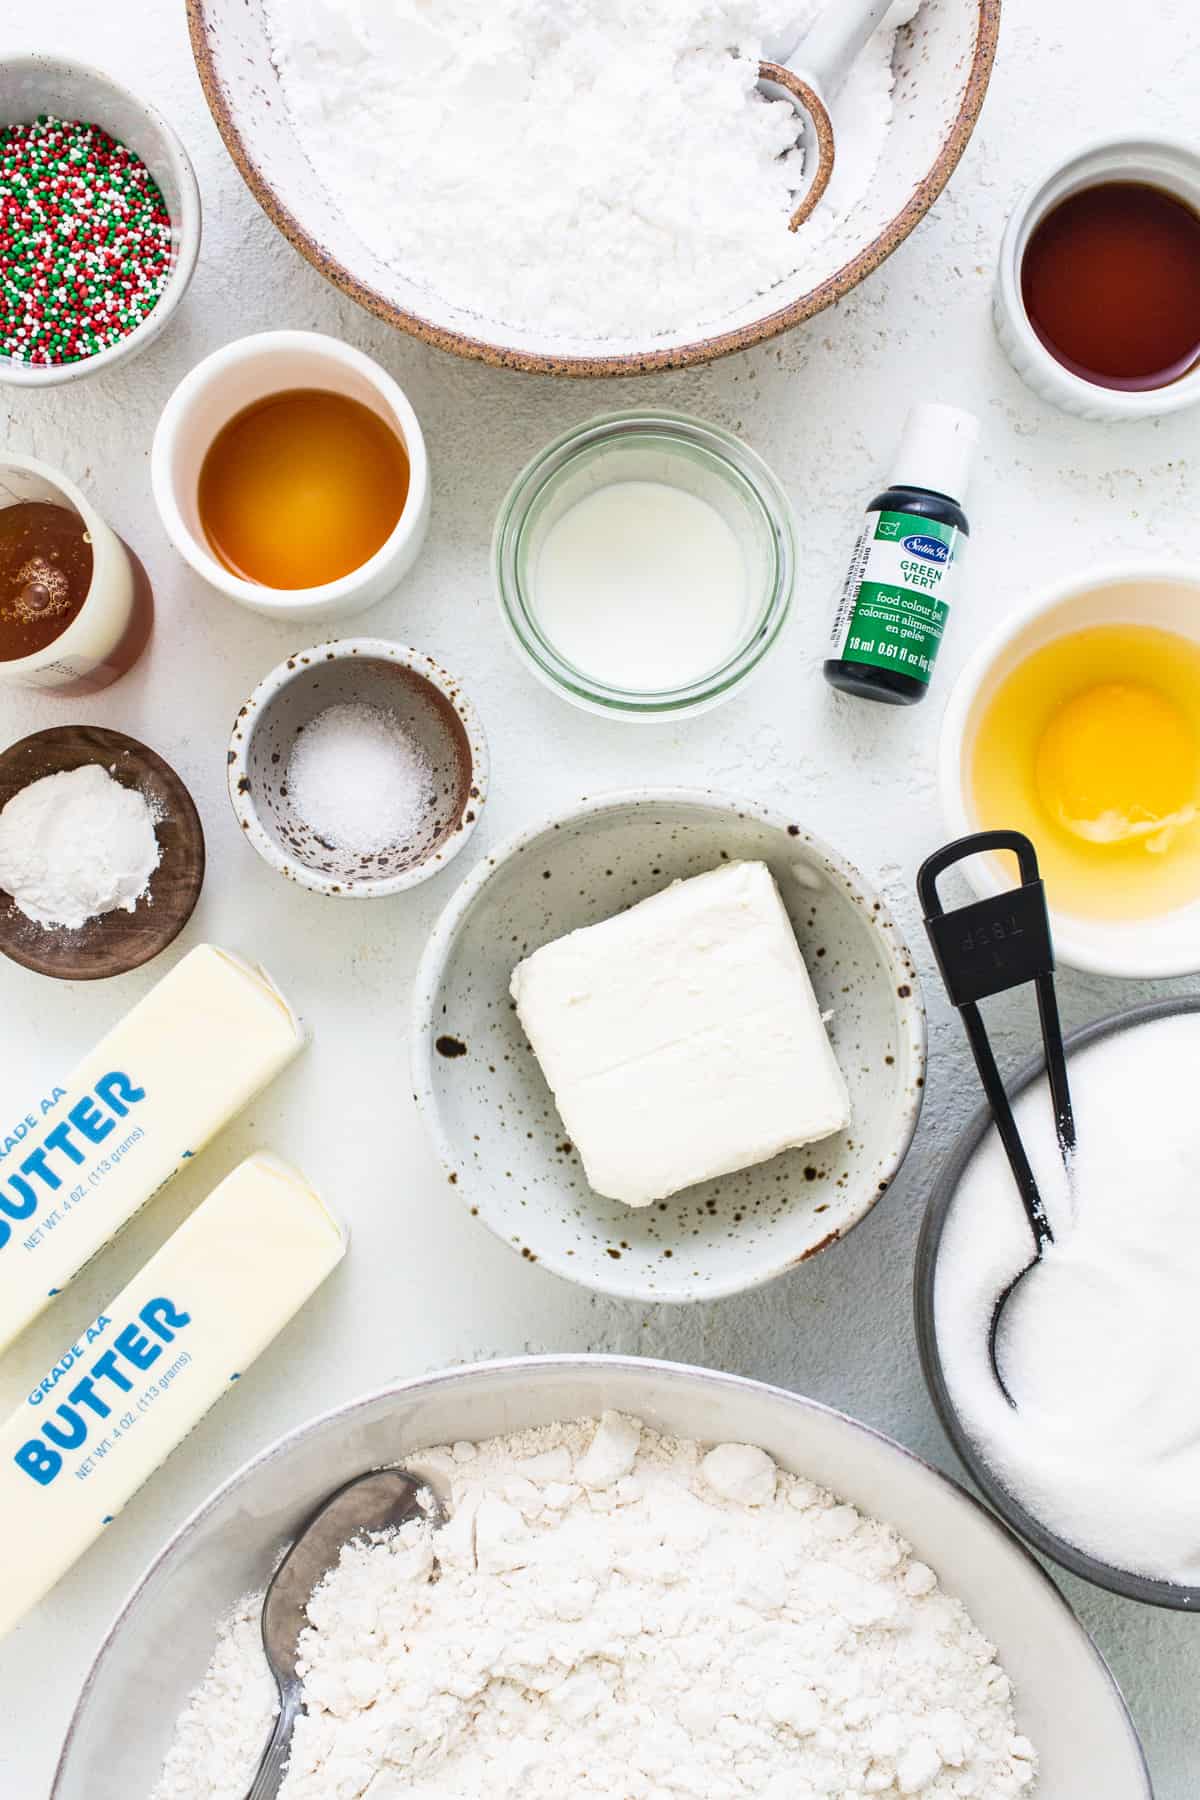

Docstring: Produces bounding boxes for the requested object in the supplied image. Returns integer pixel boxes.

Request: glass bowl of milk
[493,411,795,718]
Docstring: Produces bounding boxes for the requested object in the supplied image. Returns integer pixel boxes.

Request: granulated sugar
[266,0,918,341]
[287,702,437,855]
[151,1414,1036,1800]
[936,1012,1200,1586]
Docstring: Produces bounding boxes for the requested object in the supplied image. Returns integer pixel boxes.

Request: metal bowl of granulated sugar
[227,640,488,898]
[916,996,1200,1612]
[187,0,1000,375]
[53,1358,1149,1800]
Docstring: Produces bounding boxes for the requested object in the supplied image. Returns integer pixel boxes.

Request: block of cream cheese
[510,860,851,1207]
[0,1153,345,1639]
[0,945,304,1352]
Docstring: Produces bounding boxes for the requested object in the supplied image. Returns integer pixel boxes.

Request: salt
[265,0,919,343]
[935,1011,1200,1585]
[286,702,436,855]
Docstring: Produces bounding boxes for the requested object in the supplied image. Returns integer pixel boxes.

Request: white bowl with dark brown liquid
[994,135,1200,420]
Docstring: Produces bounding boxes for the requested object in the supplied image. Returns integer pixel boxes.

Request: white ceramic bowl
[51,1356,1150,1799]
[227,640,488,897]
[939,561,1200,978]
[0,55,201,387]
[150,331,430,622]
[994,134,1200,420]
[186,0,999,374]
[412,791,926,1302]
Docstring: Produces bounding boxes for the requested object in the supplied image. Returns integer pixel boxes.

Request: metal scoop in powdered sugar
[918,831,1077,1408]
[246,1468,445,1800]
[758,0,898,227]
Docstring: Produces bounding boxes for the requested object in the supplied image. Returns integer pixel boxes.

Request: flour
[265,0,919,342]
[936,1012,1200,1586]
[0,763,160,930]
[152,1595,277,1800]
[287,702,438,855]
[152,1414,1037,1800]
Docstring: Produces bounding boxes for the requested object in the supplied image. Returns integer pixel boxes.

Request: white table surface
[2,1,1198,1792]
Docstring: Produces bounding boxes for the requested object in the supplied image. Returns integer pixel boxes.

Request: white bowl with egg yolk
[940,561,1200,978]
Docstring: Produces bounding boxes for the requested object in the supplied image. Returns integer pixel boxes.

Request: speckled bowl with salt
[412,790,926,1302]
[227,640,488,898]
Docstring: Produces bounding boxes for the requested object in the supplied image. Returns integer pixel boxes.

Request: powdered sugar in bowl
[188,0,999,373]
[227,640,488,898]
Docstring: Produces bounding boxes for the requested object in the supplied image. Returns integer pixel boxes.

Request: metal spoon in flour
[758,0,897,228]
[246,1468,445,1800]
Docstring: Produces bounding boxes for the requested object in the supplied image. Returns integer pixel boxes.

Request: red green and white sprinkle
[0,114,173,366]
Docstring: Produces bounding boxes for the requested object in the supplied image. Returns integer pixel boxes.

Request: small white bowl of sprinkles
[0,54,201,385]
[227,639,489,899]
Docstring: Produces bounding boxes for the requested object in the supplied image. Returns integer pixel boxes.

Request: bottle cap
[890,403,979,505]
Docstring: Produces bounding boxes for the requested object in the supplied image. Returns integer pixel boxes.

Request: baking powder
[266,0,918,342]
[152,1414,1036,1799]
[0,763,160,930]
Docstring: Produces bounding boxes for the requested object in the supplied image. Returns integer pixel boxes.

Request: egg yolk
[1035,682,1199,850]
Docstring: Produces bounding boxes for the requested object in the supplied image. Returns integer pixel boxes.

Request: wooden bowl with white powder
[0,726,204,980]
[227,640,488,899]
[186,0,1000,375]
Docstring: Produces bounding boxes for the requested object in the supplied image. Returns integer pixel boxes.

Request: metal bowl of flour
[52,1357,1149,1798]
[915,995,1200,1613]
[186,0,999,375]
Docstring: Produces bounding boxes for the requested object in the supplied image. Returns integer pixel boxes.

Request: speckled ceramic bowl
[186,0,999,374]
[412,791,926,1301]
[228,640,488,898]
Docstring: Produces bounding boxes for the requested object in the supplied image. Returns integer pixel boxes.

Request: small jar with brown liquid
[0,456,153,694]
[150,333,430,624]
[996,138,1200,420]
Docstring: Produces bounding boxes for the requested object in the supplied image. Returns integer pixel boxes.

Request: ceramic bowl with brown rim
[227,640,488,898]
[187,0,999,376]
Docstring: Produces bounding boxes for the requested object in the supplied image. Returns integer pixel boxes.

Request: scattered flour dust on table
[152,1415,1037,1800]
[265,0,920,342]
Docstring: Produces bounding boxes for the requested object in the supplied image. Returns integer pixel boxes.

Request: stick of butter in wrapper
[0,945,305,1351]
[0,1152,346,1638]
